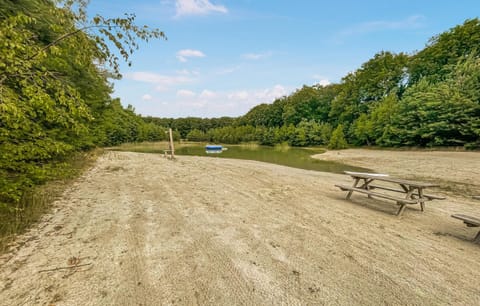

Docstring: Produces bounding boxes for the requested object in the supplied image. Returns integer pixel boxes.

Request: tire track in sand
[153,177,258,305]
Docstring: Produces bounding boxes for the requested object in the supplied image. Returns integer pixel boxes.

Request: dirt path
[1,151,479,305]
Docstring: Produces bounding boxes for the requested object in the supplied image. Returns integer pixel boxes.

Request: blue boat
[205,145,224,153]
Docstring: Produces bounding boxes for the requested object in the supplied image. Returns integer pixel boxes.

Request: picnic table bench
[335,171,445,217]
[451,196,480,244]
[451,214,480,244]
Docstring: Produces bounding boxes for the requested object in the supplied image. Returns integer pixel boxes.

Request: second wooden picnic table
[335,172,445,216]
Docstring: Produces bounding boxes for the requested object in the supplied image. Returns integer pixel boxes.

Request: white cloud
[253,85,287,101]
[126,71,194,91]
[242,51,272,60]
[318,79,331,86]
[313,75,331,86]
[176,69,200,76]
[142,94,153,101]
[176,89,196,98]
[175,0,228,17]
[176,49,206,62]
[199,89,216,99]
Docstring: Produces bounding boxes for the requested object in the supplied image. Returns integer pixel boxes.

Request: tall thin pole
[168,128,175,159]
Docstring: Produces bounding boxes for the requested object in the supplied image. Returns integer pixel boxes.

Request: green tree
[241,104,273,127]
[408,18,480,85]
[283,86,320,126]
[328,125,348,149]
[259,128,276,146]
[352,94,399,145]
[281,84,337,127]
[186,129,207,142]
[329,51,408,126]
[0,0,165,208]
[384,64,480,147]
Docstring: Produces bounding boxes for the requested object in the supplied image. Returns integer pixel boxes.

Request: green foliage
[329,51,408,126]
[259,128,276,146]
[385,57,480,147]
[137,122,166,142]
[352,94,400,145]
[144,116,236,139]
[297,119,333,145]
[186,129,208,142]
[241,103,279,127]
[409,19,480,85]
[205,125,258,144]
[328,125,348,149]
[0,0,165,211]
[283,86,320,126]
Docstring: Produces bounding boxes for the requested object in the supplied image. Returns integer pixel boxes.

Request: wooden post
[474,230,480,244]
[168,128,175,159]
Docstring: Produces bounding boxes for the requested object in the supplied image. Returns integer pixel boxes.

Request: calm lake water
[174,144,369,174]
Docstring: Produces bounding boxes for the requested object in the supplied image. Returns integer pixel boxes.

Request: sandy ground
[1,150,479,305]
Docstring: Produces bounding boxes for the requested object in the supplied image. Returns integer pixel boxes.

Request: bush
[328,124,348,149]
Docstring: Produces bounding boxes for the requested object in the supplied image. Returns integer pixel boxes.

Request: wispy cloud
[312,75,331,87]
[252,85,287,101]
[242,51,272,60]
[227,90,249,100]
[338,15,426,38]
[199,89,216,99]
[176,49,206,62]
[216,65,242,75]
[176,89,196,98]
[141,94,153,101]
[175,0,228,17]
[176,69,200,76]
[126,71,194,91]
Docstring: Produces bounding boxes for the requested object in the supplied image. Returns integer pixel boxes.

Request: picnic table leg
[396,203,407,216]
[474,230,480,244]
[395,186,416,216]
[346,178,360,200]
[352,178,374,198]
[362,178,374,198]
[417,187,425,212]
[358,178,373,189]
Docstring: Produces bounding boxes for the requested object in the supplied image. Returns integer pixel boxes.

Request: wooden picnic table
[335,171,445,216]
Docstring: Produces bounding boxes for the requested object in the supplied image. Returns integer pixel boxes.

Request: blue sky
[87,0,480,118]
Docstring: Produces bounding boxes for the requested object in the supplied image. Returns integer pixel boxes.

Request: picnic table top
[343,171,439,188]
